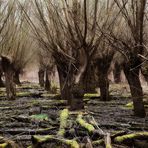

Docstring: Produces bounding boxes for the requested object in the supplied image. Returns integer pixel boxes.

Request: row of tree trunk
[39,56,146,118]
[38,66,53,91]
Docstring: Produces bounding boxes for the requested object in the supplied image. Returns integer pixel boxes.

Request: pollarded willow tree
[25,0,117,110]
[0,0,37,99]
[0,0,13,87]
[104,0,147,117]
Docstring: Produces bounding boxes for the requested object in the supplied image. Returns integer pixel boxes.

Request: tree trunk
[113,62,122,83]
[38,69,45,87]
[57,65,72,105]
[57,65,84,110]
[14,70,21,85]
[123,65,146,118]
[0,71,4,87]
[71,83,84,110]
[45,69,51,91]
[0,56,16,99]
[96,57,113,101]
[83,64,96,93]
[98,72,109,101]
[5,69,16,100]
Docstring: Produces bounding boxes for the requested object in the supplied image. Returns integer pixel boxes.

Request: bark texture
[123,60,145,117]
[0,56,16,99]
[14,70,21,85]
[113,62,122,83]
[45,69,51,91]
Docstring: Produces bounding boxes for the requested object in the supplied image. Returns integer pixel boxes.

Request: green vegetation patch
[0,143,8,148]
[58,109,69,136]
[76,114,95,133]
[30,114,48,121]
[114,132,148,143]
[17,91,33,97]
[84,93,100,98]
[32,135,79,148]
[125,102,148,109]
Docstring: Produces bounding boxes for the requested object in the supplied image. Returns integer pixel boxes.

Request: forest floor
[0,82,148,148]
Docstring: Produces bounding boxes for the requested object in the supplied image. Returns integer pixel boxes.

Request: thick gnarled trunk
[57,66,72,105]
[124,65,146,118]
[57,64,84,110]
[0,56,16,99]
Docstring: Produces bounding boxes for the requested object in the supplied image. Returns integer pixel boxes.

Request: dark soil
[0,82,148,148]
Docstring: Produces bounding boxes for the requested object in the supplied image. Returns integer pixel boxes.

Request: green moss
[41,93,56,97]
[33,135,53,143]
[92,139,104,145]
[58,109,69,136]
[114,132,148,143]
[0,143,8,148]
[125,102,148,109]
[84,93,99,98]
[76,114,95,132]
[0,92,6,97]
[17,91,33,97]
[125,102,133,109]
[30,114,48,121]
[30,100,40,106]
[106,144,112,148]
[33,135,79,148]
[61,139,79,148]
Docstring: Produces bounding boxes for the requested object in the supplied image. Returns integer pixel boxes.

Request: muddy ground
[0,82,148,148]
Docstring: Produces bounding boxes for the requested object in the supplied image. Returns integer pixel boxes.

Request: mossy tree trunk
[123,60,146,117]
[38,68,45,87]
